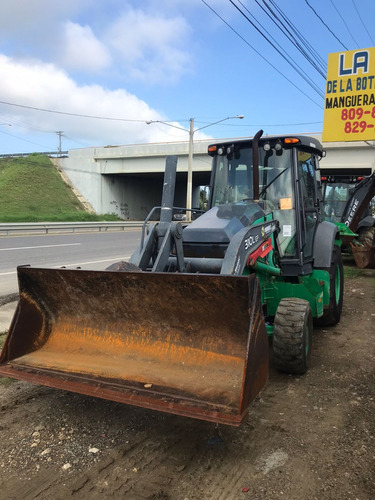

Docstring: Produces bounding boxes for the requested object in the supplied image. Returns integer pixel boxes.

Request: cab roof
[208,135,323,157]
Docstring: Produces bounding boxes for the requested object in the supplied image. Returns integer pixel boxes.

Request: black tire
[273,298,313,375]
[357,227,375,246]
[314,246,343,327]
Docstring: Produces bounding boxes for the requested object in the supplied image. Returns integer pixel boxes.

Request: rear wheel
[315,246,343,326]
[273,298,312,375]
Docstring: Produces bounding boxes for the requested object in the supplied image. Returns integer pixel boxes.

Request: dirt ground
[0,262,374,500]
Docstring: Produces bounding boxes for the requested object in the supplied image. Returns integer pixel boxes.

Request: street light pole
[186,118,194,221]
[147,115,244,222]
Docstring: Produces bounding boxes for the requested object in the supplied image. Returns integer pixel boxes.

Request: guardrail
[0,221,144,235]
[0,151,68,158]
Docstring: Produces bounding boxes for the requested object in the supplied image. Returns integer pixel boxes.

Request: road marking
[0,243,81,251]
[0,256,131,276]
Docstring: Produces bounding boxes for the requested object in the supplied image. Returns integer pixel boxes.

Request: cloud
[60,22,111,72]
[0,54,183,146]
[0,1,194,85]
[0,2,209,151]
[0,0,86,34]
[106,8,193,84]
[0,1,90,57]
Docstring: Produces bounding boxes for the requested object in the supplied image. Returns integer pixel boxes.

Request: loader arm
[342,172,375,231]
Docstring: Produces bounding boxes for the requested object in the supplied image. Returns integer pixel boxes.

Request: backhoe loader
[0,131,343,426]
[321,168,375,268]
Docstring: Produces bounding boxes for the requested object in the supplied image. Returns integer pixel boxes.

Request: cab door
[296,150,320,260]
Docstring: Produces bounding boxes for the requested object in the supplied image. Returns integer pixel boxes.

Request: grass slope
[0,154,117,222]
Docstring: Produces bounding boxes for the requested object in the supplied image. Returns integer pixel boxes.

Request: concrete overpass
[59,135,375,220]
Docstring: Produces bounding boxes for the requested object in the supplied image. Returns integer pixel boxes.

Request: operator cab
[183,134,324,275]
[321,168,373,223]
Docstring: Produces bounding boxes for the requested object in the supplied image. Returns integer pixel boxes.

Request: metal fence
[0,221,144,235]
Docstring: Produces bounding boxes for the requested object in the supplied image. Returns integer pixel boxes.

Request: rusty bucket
[0,267,268,426]
[351,242,375,269]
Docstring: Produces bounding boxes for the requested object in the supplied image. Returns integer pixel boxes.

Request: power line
[196,120,322,127]
[201,0,323,108]
[0,100,229,131]
[250,0,325,78]
[261,0,327,76]
[234,0,296,69]
[0,127,51,149]
[62,134,93,148]
[304,0,349,50]
[228,0,325,98]
[0,100,149,123]
[0,111,54,133]
[329,0,360,48]
[351,0,375,45]
[0,97,321,146]
[150,122,186,138]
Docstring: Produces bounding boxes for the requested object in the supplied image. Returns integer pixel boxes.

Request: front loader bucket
[0,267,268,426]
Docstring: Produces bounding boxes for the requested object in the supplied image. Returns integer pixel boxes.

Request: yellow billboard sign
[323,47,375,142]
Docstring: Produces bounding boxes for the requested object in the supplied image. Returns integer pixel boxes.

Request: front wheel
[273,298,313,375]
[315,246,343,327]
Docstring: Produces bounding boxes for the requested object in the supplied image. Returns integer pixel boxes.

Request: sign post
[323,47,375,142]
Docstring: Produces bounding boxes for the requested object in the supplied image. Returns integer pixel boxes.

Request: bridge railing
[0,221,144,235]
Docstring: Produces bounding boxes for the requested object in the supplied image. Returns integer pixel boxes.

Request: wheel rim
[334,263,341,305]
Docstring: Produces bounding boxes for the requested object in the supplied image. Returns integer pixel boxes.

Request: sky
[0,0,374,154]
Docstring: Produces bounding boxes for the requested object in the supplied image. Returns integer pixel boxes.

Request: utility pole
[56,131,64,157]
[146,115,244,222]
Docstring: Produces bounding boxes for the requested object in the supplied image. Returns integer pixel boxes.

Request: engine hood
[183,202,265,245]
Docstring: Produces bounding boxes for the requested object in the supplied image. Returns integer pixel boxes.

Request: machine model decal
[243,222,277,252]
[244,233,260,250]
[345,198,359,226]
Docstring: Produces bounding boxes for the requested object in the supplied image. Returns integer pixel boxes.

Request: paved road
[0,229,141,296]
